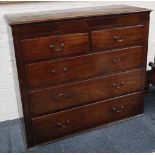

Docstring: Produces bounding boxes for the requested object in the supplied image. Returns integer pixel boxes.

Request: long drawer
[25,46,145,89]
[21,32,89,61]
[92,25,145,51]
[32,92,143,145]
[29,69,144,117]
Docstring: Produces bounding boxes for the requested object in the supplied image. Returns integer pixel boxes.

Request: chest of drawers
[6,5,151,148]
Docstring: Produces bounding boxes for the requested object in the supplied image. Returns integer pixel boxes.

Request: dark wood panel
[29,69,144,117]
[32,92,143,145]
[22,32,89,61]
[92,25,145,51]
[25,46,145,89]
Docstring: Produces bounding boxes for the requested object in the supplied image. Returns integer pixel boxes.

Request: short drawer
[21,32,89,61]
[29,69,144,117]
[25,46,145,89]
[92,25,145,51]
[32,92,143,145]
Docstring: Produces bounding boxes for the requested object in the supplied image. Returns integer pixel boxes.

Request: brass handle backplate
[112,105,124,113]
[49,43,65,52]
[112,81,124,89]
[53,93,69,101]
[50,67,68,75]
[113,36,126,42]
[63,67,68,72]
[112,58,120,64]
[50,69,56,74]
[57,120,70,128]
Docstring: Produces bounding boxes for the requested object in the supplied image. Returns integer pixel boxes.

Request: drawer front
[32,92,143,145]
[29,69,144,117]
[87,13,148,28]
[25,46,145,89]
[21,33,89,61]
[92,25,145,51]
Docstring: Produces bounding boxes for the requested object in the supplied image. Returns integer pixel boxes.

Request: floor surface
[0,87,155,153]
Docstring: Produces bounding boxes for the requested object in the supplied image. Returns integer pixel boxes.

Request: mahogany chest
[6,5,151,148]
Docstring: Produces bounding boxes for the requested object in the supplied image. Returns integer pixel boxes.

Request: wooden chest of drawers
[6,5,151,148]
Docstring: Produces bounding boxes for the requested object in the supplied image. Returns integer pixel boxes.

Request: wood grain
[8,5,151,148]
[25,46,145,89]
[29,69,144,117]
[32,92,143,145]
[22,33,89,61]
[92,25,145,50]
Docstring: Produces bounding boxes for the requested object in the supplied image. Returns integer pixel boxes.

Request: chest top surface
[5,5,151,25]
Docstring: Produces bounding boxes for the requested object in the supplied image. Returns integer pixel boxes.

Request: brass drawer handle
[112,105,124,113]
[112,81,124,89]
[112,58,119,64]
[50,69,56,74]
[50,67,68,74]
[57,120,70,128]
[53,93,69,101]
[113,36,126,42]
[63,67,68,72]
[49,43,65,52]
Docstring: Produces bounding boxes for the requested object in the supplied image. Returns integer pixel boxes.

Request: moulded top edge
[5,4,152,26]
